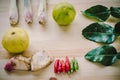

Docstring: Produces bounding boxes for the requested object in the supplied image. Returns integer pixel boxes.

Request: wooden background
[0,0,120,80]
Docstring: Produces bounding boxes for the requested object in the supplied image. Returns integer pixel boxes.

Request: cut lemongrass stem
[9,0,18,25]
[38,0,47,24]
[24,0,33,24]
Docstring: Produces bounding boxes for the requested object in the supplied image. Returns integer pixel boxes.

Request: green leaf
[82,5,110,21]
[82,22,116,44]
[85,45,117,66]
[110,7,120,18]
[114,22,120,36]
[116,52,120,59]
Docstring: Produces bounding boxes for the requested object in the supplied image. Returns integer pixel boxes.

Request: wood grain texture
[0,0,120,80]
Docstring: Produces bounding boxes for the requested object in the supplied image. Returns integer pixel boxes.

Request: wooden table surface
[0,0,120,80]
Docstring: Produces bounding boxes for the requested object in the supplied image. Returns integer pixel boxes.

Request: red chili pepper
[66,56,70,64]
[54,59,59,73]
[57,60,62,73]
[61,60,65,73]
[65,56,70,72]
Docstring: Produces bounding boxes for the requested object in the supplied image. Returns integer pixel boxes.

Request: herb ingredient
[9,0,18,25]
[24,0,33,24]
[82,22,116,44]
[110,7,120,18]
[82,5,110,21]
[85,45,118,66]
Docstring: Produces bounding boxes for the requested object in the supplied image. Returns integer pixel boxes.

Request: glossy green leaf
[114,22,120,36]
[110,7,120,18]
[82,5,110,21]
[116,52,120,59]
[82,22,116,44]
[85,45,117,66]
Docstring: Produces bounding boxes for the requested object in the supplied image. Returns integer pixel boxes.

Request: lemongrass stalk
[24,0,33,24]
[9,0,18,25]
[38,0,47,24]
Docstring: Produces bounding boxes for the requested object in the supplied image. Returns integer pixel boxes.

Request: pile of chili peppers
[54,56,79,74]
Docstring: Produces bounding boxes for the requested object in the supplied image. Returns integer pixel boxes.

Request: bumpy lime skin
[2,27,29,54]
[52,2,76,26]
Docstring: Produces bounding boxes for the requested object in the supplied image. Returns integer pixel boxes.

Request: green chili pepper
[70,59,74,73]
[73,57,79,72]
